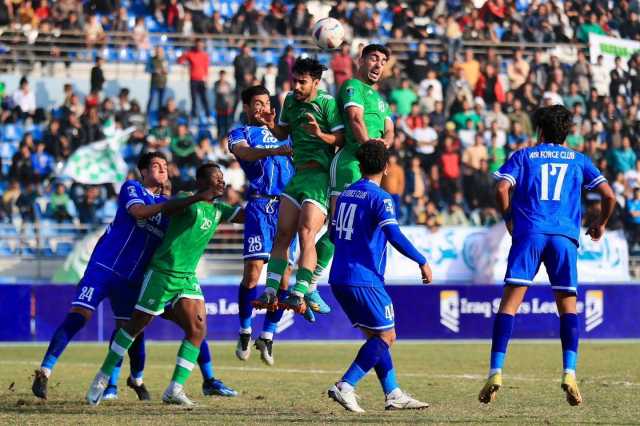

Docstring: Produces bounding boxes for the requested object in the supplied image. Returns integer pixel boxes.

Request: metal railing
[0,28,586,69]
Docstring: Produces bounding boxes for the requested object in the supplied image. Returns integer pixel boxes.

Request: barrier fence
[1,284,638,341]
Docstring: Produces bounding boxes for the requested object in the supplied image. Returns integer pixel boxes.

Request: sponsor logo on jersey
[585,290,604,332]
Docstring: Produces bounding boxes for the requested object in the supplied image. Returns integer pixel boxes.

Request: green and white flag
[61,123,135,187]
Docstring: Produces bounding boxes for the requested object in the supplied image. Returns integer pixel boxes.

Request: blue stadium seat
[55,241,74,256]
[2,123,24,143]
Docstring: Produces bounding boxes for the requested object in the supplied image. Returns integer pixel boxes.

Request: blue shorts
[71,263,140,320]
[243,198,296,263]
[331,285,395,331]
[505,234,578,293]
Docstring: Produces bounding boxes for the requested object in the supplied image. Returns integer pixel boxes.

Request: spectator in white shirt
[12,76,36,119]
[224,159,247,192]
[418,69,443,101]
[400,113,438,168]
[591,55,611,97]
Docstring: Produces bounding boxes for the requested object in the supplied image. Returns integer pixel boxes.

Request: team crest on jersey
[384,199,395,214]
[346,87,355,98]
[128,185,138,198]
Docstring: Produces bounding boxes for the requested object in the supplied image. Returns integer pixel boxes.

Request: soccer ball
[312,18,345,50]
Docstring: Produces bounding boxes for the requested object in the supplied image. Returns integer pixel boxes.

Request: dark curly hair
[356,141,390,175]
[292,57,327,80]
[241,85,270,105]
[137,151,167,173]
[532,105,572,144]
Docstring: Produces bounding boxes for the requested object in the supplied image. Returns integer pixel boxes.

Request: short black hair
[292,57,327,80]
[361,44,391,60]
[241,85,270,105]
[532,105,572,144]
[196,162,221,181]
[356,141,390,175]
[137,151,167,172]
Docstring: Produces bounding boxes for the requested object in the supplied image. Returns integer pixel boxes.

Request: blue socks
[128,333,146,381]
[374,346,399,395]
[262,289,288,339]
[560,313,579,374]
[41,312,87,372]
[342,336,389,387]
[238,285,258,332]
[489,313,515,374]
[198,340,215,380]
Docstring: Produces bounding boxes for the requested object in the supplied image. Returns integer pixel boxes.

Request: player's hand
[586,222,606,241]
[272,145,293,156]
[256,107,276,128]
[368,138,386,144]
[420,263,432,285]
[301,113,322,137]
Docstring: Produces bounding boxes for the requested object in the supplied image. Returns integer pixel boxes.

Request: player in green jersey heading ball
[309,44,395,298]
[253,57,345,316]
[87,163,244,407]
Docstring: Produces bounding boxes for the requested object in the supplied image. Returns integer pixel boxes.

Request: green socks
[311,231,335,287]
[292,267,314,296]
[101,328,135,376]
[171,339,201,386]
[266,258,289,292]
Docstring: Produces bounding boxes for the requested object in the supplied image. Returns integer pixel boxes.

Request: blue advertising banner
[1,284,638,341]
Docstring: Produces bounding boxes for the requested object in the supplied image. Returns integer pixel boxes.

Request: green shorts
[135,269,204,316]
[282,168,329,215]
[329,147,361,197]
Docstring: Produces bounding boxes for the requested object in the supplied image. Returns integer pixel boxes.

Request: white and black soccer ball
[311,17,345,50]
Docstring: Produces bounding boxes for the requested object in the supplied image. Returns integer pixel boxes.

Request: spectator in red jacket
[330,43,354,91]
[178,38,211,120]
[439,135,461,204]
[474,63,505,106]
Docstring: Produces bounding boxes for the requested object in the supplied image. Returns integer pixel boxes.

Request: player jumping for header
[253,57,344,316]
[327,141,432,413]
[87,163,243,406]
[479,105,615,406]
[310,44,395,309]
[228,85,297,365]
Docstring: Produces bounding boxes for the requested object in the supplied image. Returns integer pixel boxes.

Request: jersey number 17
[540,163,568,201]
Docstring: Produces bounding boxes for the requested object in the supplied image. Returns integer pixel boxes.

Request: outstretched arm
[495,179,513,234]
[587,182,615,241]
[230,140,292,162]
[128,189,215,219]
[382,224,432,283]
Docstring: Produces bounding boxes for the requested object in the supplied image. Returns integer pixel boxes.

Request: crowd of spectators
[2,0,640,46]
[3,0,640,252]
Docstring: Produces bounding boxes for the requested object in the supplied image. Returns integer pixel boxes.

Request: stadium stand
[2,0,640,275]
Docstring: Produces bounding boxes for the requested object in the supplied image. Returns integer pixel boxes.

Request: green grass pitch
[0,341,638,424]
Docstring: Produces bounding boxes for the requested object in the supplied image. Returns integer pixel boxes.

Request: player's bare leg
[33,306,93,399]
[87,309,154,405]
[254,197,298,311]
[160,297,207,406]
[479,285,528,404]
[281,201,326,314]
[555,291,582,406]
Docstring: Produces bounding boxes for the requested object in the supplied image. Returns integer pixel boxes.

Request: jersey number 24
[540,163,568,201]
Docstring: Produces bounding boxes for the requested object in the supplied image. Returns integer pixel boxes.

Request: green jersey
[150,195,240,275]
[278,90,343,170]
[338,78,391,150]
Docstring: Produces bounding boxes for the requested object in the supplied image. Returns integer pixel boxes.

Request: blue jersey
[329,179,399,287]
[88,180,168,283]
[228,125,294,196]
[495,143,606,242]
